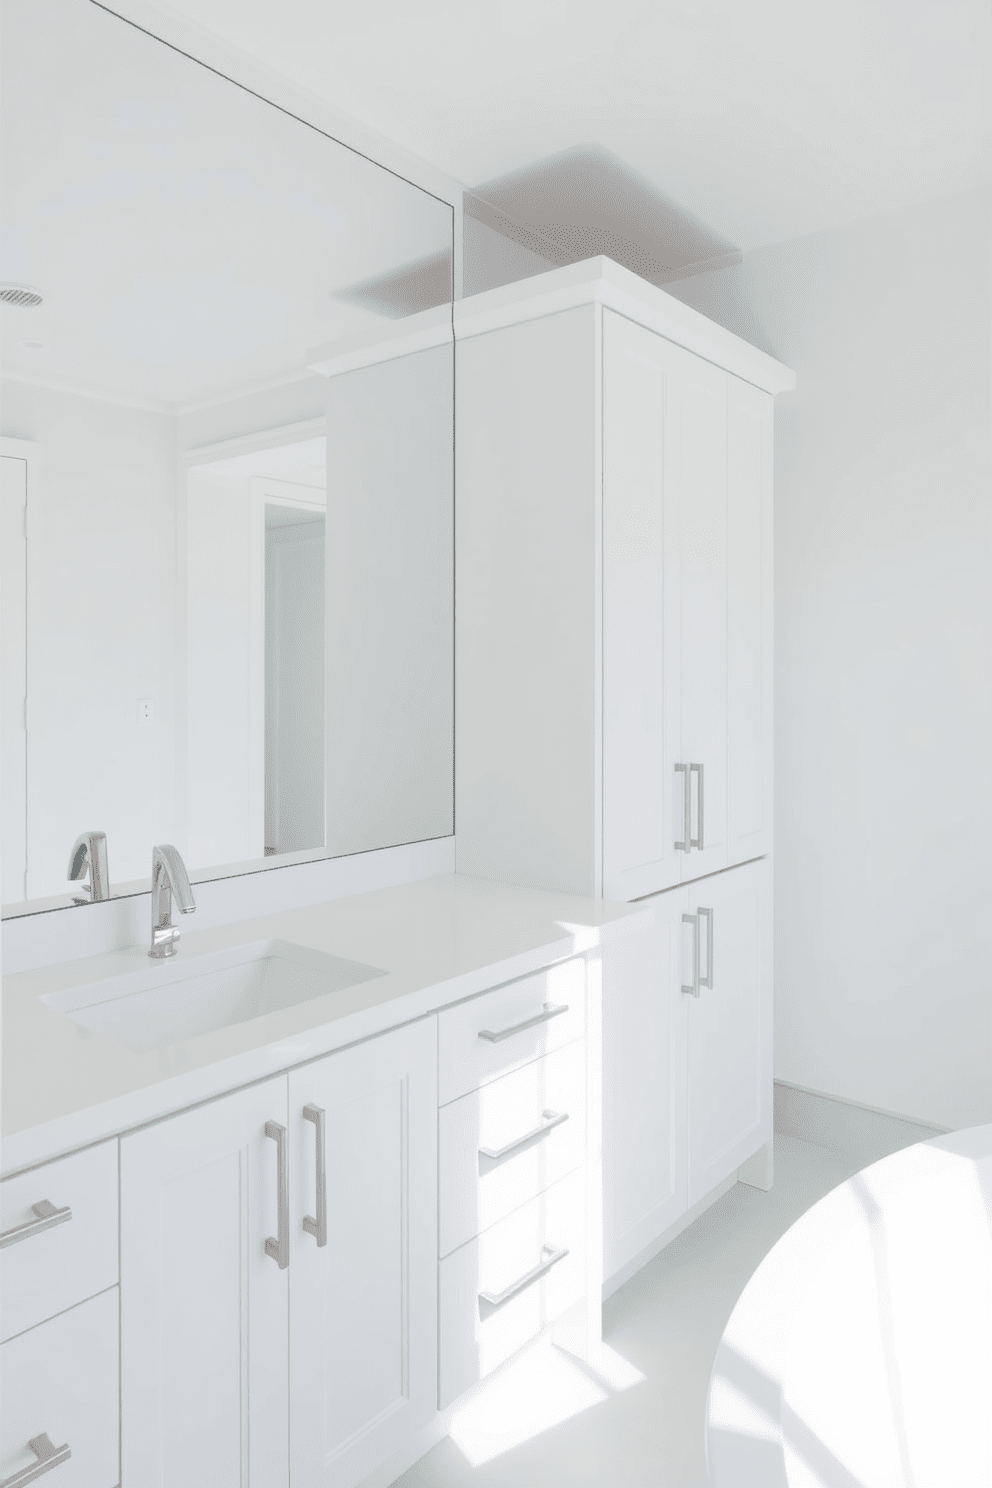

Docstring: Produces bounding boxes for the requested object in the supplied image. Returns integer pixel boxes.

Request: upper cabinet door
[121,1076,290,1488]
[602,310,684,900]
[288,1018,438,1488]
[677,352,729,881]
[727,376,774,867]
[603,310,728,897]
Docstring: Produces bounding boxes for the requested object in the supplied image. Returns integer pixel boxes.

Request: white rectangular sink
[41,939,388,1053]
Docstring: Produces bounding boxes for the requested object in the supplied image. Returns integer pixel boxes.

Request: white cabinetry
[455,262,786,902]
[288,1019,437,1488]
[121,1025,437,1488]
[121,1076,290,1486]
[603,858,772,1280]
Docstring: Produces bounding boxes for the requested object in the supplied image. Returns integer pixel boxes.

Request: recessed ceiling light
[0,283,44,307]
[19,340,46,350]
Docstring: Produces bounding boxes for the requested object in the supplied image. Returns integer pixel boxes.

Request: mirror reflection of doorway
[264,501,325,854]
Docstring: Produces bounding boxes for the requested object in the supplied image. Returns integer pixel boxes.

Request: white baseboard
[774,1079,949,1164]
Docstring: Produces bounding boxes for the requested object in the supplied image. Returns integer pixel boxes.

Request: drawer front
[0,1287,119,1488]
[438,958,586,1105]
[0,1142,118,1342]
[439,1168,585,1408]
[439,1041,586,1258]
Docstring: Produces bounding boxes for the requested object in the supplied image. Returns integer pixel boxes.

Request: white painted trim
[308,303,453,379]
[182,418,327,467]
[1,835,456,974]
[602,1169,740,1300]
[774,1079,950,1163]
[308,259,795,394]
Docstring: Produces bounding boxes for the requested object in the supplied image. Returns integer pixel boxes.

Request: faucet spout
[67,831,110,903]
[149,844,196,958]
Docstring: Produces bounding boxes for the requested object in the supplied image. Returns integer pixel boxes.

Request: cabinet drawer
[439,1041,586,1258]
[0,1287,119,1488]
[439,1168,585,1408]
[438,958,585,1105]
[0,1142,118,1342]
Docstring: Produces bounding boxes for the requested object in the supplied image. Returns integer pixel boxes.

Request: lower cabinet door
[0,1286,119,1488]
[121,1076,290,1487]
[687,857,772,1205]
[288,1018,438,1488]
[602,889,689,1283]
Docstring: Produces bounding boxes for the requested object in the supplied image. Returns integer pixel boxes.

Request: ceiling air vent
[0,284,43,307]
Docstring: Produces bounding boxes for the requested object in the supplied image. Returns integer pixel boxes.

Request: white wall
[668,185,992,1131]
[461,214,556,298]
[0,380,178,894]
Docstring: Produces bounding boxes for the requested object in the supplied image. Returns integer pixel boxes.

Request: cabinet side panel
[727,378,773,863]
[455,306,599,896]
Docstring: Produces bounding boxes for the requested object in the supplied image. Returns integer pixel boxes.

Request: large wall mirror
[0,0,454,917]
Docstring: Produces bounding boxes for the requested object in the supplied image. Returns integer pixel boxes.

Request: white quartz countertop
[2,873,645,1176]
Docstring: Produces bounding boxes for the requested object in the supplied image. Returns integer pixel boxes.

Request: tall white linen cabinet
[454,258,796,1286]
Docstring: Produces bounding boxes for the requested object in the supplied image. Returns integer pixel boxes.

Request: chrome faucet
[67,831,110,904]
[149,845,196,958]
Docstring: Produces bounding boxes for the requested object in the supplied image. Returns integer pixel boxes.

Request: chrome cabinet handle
[682,912,700,997]
[479,1109,569,1162]
[690,762,704,850]
[302,1104,327,1248]
[698,906,714,990]
[478,1002,568,1044]
[0,1200,72,1251]
[674,762,690,851]
[264,1120,289,1269]
[0,1433,71,1487]
[478,1244,569,1313]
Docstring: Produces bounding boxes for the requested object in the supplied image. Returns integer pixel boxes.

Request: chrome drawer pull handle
[674,762,690,851]
[0,1432,71,1487]
[264,1120,289,1269]
[478,1002,568,1044]
[479,1244,569,1313]
[0,1200,72,1251]
[690,762,704,850]
[682,912,700,997]
[698,906,714,990]
[302,1104,327,1248]
[479,1109,569,1162]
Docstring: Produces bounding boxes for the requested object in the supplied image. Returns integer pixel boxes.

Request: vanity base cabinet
[288,1019,437,1488]
[0,1287,119,1488]
[121,1076,290,1487]
[603,858,772,1285]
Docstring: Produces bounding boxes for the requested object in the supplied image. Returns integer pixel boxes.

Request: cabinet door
[602,309,684,899]
[727,376,773,867]
[602,888,688,1283]
[686,859,772,1206]
[121,1077,289,1487]
[678,354,729,880]
[288,1018,437,1488]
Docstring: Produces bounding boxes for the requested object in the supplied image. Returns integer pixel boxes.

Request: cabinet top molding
[308,257,796,397]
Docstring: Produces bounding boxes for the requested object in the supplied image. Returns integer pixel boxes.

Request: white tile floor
[395,1136,864,1488]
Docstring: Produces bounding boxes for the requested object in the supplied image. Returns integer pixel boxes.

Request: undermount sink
[41,939,388,1053]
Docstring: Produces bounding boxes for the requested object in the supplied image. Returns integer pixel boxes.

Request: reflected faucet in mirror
[67,831,109,904]
[149,845,196,959]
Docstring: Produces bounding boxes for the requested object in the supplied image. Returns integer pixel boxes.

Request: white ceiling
[148,0,991,252]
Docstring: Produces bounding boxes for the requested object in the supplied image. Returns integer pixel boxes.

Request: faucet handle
[67,832,109,903]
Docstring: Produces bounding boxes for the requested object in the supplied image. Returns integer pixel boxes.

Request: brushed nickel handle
[479,1244,569,1313]
[698,906,714,990]
[690,762,704,850]
[682,912,700,997]
[264,1120,289,1269]
[674,762,690,851]
[479,1109,569,1162]
[0,1200,72,1251]
[478,1002,568,1044]
[302,1104,327,1247]
[0,1433,71,1487]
